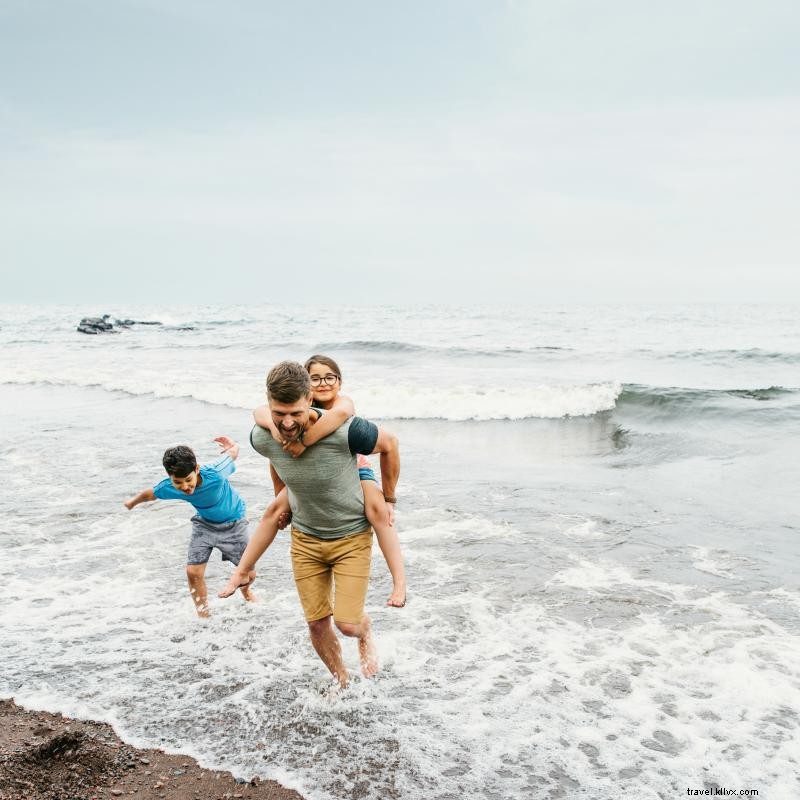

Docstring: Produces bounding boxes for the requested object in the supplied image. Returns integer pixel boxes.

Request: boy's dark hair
[267,360,312,403]
[162,445,197,478]
[304,354,342,381]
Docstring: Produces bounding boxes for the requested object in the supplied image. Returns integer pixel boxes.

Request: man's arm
[124,488,155,510]
[269,463,285,496]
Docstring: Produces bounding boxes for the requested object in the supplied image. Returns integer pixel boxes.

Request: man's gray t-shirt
[250,415,379,540]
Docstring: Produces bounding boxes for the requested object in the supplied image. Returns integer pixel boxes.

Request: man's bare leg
[336,615,378,678]
[186,563,210,618]
[308,616,350,688]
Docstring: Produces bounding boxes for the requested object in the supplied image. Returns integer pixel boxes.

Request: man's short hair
[267,360,312,404]
[162,445,197,477]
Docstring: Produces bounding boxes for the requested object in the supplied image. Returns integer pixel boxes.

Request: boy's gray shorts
[187,516,250,566]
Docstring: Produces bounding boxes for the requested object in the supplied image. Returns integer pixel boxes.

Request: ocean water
[1,303,798,799]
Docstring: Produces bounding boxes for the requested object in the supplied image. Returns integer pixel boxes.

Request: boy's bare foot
[240,571,258,602]
[218,570,256,598]
[387,585,406,608]
[358,617,379,678]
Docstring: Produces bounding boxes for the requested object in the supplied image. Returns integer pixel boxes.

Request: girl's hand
[283,439,306,458]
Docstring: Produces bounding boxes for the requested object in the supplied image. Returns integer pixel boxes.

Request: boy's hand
[214,436,239,459]
[277,510,292,529]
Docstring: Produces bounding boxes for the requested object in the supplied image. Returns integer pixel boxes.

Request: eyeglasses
[309,373,339,387]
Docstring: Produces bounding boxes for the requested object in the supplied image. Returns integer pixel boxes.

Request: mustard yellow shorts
[290,527,373,624]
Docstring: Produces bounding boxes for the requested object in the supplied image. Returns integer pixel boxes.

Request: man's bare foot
[218,570,255,598]
[387,584,406,607]
[358,617,379,678]
[334,670,349,690]
[196,604,210,619]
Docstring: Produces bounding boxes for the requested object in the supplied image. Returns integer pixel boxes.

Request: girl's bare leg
[362,480,406,607]
[219,490,290,598]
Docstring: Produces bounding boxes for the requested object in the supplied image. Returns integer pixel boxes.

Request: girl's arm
[295,395,355,451]
[303,395,354,445]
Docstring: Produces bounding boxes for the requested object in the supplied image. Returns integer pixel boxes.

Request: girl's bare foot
[386,589,406,608]
[386,584,406,607]
[219,570,256,598]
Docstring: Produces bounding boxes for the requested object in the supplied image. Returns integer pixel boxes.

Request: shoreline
[0,698,303,800]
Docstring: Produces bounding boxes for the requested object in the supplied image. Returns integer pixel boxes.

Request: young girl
[253,354,407,607]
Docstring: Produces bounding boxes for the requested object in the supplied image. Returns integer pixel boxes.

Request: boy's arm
[283,395,355,458]
[124,488,155,510]
[213,435,239,461]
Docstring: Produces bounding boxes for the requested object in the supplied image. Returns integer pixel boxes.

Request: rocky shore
[0,699,302,800]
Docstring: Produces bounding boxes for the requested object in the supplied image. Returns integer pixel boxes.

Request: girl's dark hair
[162,445,197,478]
[304,354,342,381]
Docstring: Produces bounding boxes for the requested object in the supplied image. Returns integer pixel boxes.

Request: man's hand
[124,498,135,510]
[214,435,239,460]
[385,502,395,527]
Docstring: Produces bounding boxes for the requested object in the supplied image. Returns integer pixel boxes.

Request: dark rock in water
[76,315,163,334]
[77,316,117,334]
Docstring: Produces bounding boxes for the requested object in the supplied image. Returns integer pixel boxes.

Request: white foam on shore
[3,505,800,800]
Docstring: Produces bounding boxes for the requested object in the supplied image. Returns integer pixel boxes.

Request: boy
[124,435,256,617]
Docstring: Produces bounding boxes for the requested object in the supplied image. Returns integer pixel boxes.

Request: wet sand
[0,698,303,800]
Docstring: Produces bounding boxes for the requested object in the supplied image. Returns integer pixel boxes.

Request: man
[220,360,400,687]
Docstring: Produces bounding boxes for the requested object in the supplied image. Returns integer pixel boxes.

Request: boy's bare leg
[186,563,210,618]
[307,616,349,688]
[362,481,406,607]
[336,615,378,678]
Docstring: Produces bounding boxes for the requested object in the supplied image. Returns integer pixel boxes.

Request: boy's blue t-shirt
[153,455,245,523]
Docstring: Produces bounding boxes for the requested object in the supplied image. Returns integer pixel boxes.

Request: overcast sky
[1,0,798,305]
